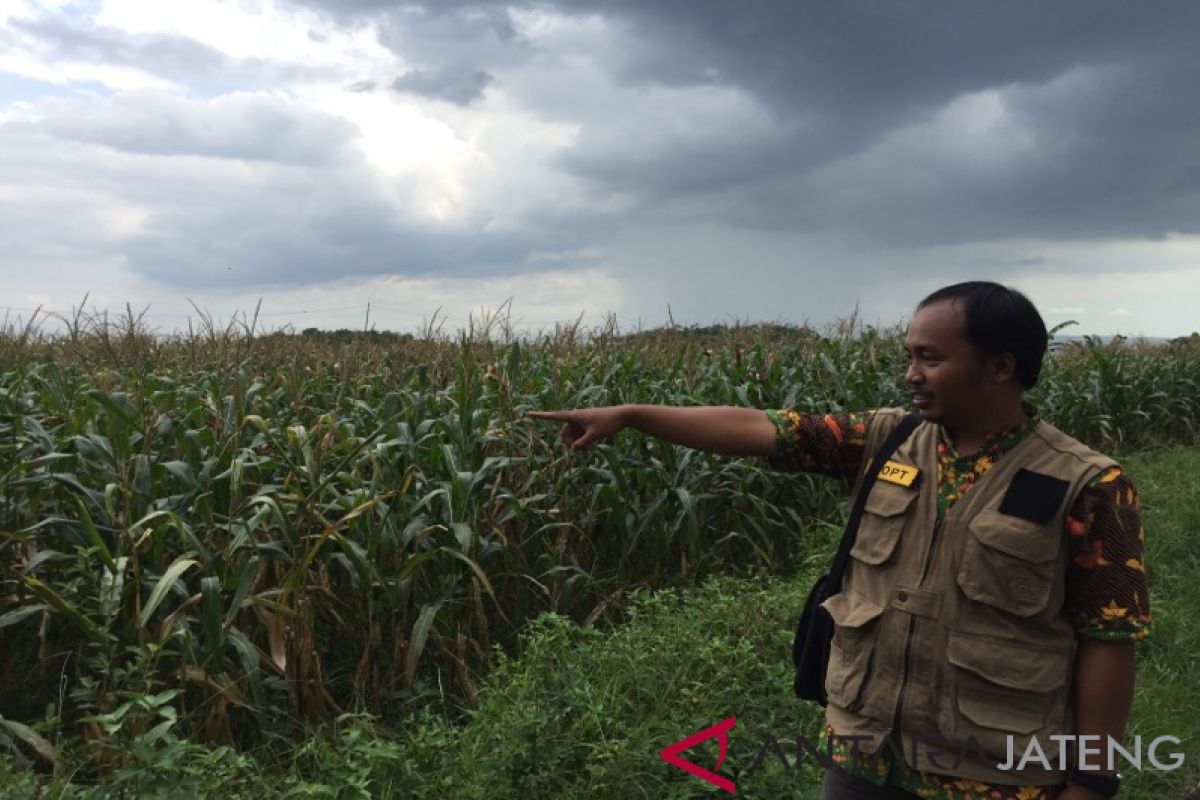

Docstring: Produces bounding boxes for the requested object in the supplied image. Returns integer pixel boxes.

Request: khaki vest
[822,408,1116,785]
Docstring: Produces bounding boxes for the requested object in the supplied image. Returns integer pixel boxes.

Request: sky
[2,0,1199,338]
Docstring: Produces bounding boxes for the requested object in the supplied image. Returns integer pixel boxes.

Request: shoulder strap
[827,413,922,585]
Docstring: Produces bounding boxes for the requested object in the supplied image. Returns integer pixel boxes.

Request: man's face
[903,299,992,427]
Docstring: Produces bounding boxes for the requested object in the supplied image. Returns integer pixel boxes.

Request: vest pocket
[850,484,917,565]
[821,591,886,711]
[938,631,1071,759]
[956,509,1059,616]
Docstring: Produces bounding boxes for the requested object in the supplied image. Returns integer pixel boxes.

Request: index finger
[525,409,576,421]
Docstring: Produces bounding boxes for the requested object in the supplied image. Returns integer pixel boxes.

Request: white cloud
[94,0,391,72]
[2,1,1199,338]
[0,44,179,91]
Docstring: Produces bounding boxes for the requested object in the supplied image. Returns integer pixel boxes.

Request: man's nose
[905,361,923,385]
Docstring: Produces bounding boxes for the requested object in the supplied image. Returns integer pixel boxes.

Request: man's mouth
[912,393,933,409]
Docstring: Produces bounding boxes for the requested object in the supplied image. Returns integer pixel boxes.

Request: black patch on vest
[998,469,1070,524]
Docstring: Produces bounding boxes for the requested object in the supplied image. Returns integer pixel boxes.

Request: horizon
[3,299,1193,343]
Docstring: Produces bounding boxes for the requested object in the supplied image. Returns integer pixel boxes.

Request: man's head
[904,282,1047,427]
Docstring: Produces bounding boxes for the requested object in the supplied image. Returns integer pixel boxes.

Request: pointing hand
[526,406,628,450]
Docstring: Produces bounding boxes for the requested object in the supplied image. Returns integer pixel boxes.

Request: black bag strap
[827,413,922,585]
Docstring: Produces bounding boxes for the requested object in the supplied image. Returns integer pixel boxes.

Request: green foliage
[0,735,264,799]
[391,577,830,799]
[278,714,409,799]
[1032,335,1200,449]
[1,317,1199,795]
[2,444,1198,798]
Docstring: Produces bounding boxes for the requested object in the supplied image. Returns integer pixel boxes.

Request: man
[529,282,1149,799]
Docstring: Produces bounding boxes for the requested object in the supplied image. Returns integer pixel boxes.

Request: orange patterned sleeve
[1064,467,1151,640]
[764,409,876,483]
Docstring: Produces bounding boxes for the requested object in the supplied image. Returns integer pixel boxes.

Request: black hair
[917,281,1048,389]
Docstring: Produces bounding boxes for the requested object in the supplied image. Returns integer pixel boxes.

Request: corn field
[1,311,1198,771]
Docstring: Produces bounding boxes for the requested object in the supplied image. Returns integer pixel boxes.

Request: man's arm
[1059,465,1147,798]
[1062,639,1135,799]
[527,404,777,457]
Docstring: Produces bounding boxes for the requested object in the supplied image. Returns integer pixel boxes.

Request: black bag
[792,414,922,704]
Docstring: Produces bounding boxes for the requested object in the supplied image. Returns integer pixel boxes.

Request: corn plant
[1,313,1197,771]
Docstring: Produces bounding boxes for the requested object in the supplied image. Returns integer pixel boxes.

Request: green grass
[390,577,829,800]
[1115,448,1200,800]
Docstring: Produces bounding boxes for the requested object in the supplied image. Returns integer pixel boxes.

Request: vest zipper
[892,516,945,742]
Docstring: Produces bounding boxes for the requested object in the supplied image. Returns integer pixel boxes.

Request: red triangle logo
[659,716,737,794]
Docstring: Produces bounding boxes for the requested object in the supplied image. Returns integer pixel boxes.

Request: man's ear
[991,352,1018,384]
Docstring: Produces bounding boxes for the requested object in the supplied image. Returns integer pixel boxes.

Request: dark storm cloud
[737,52,1200,247]
[296,2,528,80]
[293,0,1200,247]
[555,0,1200,246]
[391,66,494,105]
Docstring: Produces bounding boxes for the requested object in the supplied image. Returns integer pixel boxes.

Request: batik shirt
[767,408,1151,800]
